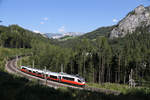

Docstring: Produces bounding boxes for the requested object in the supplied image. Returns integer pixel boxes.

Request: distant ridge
[45,32,84,39]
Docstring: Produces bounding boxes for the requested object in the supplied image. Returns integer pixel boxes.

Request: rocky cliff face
[110,5,150,38]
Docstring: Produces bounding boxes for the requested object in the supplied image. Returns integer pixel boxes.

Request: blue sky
[0,0,150,33]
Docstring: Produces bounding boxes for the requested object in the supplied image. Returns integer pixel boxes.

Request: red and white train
[20,66,85,87]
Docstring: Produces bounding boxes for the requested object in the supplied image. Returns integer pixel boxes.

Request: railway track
[6,59,83,89]
[5,58,120,95]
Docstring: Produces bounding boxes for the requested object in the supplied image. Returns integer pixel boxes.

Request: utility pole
[129,69,135,87]
[61,64,63,73]
[18,54,21,67]
[16,55,18,61]
[20,58,22,67]
[45,66,47,86]
[5,57,7,70]
[16,55,18,67]
[32,60,34,69]
[83,52,85,78]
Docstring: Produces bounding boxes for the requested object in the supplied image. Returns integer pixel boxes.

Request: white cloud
[40,22,44,24]
[33,30,41,33]
[43,17,48,21]
[112,18,118,23]
[40,17,48,25]
[58,26,65,33]
[33,30,44,34]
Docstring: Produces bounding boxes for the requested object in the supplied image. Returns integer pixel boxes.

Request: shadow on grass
[0,71,149,100]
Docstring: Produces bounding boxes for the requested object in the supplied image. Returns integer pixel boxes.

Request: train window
[46,74,48,77]
[28,70,31,72]
[50,75,57,79]
[33,71,35,73]
[63,76,74,81]
[38,73,41,75]
[22,68,26,70]
[78,79,81,83]
[58,76,61,79]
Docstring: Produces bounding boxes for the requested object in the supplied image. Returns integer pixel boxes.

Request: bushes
[87,82,150,95]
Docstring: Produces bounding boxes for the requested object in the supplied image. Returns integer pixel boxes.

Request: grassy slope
[88,83,150,94]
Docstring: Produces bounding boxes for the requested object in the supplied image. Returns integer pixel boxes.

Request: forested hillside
[0,23,150,99]
[0,25,50,48]
[20,26,150,86]
[1,1,150,99]
[80,26,115,39]
[0,24,150,86]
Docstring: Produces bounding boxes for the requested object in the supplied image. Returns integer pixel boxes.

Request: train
[20,66,86,87]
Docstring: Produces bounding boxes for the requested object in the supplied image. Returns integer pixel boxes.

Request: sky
[0,0,150,34]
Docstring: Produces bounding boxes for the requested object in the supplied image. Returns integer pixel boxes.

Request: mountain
[81,5,150,40]
[64,32,85,36]
[110,5,150,38]
[44,33,63,39]
[80,26,115,39]
[45,32,84,39]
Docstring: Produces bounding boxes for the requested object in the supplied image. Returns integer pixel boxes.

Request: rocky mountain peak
[110,5,150,39]
[135,5,145,14]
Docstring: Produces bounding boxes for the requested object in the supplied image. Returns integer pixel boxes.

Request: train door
[58,76,61,82]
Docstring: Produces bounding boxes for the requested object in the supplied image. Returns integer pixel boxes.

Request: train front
[78,77,86,87]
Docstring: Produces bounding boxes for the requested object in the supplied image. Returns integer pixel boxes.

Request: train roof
[60,72,84,79]
[50,72,60,76]
[21,66,43,73]
[21,66,28,69]
[32,68,39,72]
[45,71,51,74]
[37,70,44,73]
[20,66,84,80]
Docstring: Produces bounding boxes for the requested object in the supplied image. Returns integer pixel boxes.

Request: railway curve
[5,57,120,95]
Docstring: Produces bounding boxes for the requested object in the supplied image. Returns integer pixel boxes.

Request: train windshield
[78,78,85,83]
[76,75,85,83]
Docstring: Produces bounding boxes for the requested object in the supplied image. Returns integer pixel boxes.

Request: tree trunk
[135,62,138,80]
[99,56,101,84]
[108,66,111,82]
[99,65,101,84]
[106,66,108,82]
[93,67,95,83]
[124,70,126,84]
[118,55,121,83]
[71,60,72,74]
[101,56,105,83]
[83,55,86,78]
[115,71,118,83]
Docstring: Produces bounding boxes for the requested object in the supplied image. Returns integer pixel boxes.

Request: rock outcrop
[110,5,150,38]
